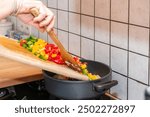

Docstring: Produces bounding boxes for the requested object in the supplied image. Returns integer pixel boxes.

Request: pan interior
[43,60,111,82]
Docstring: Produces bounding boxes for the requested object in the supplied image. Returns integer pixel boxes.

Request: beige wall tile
[128,79,148,100]
[81,37,94,60]
[95,42,109,65]
[111,72,127,100]
[95,0,110,19]
[81,15,94,39]
[58,11,68,31]
[111,22,128,49]
[129,25,149,56]
[81,0,94,16]
[95,18,110,44]
[69,0,80,13]
[111,47,128,75]
[58,0,68,10]
[130,0,149,27]
[129,52,148,84]
[58,30,69,51]
[69,13,80,35]
[48,0,57,8]
[69,33,80,56]
[111,0,128,23]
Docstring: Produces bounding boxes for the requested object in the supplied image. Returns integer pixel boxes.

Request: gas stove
[0,80,115,100]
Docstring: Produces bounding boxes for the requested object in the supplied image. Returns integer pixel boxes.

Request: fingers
[33,13,47,22]
[30,21,45,32]
[46,16,55,32]
[33,5,47,22]
[39,15,53,27]
[39,15,55,32]
[16,0,55,32]
[33,6,55,32]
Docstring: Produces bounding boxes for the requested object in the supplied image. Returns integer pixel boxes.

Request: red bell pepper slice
[20,39,27,46]
[46,44,65,64]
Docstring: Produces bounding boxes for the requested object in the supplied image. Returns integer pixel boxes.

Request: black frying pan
[43,60,118,100]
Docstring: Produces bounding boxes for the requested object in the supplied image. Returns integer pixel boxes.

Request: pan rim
[43,60,112,84]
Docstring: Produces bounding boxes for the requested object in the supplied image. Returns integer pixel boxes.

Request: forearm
[0,0,16,19]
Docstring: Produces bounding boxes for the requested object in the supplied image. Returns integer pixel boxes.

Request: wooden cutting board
[0,36,88,80]
[0,56,43,88]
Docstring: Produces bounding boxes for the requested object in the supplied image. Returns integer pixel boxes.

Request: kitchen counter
[0,56,43,88]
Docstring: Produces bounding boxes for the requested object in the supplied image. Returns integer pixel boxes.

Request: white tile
[69,13,80,35]
[58,11,68,31]
[47,0,57,8]
[111,22,128,49]
[41,0,48,6]
[50,8,57,28]
[69,33,80,56]
[95,0,110,19]
[69,0,80,13]
[39,32,47,42]
[30,27,39,37]
[58,30,68,51]
[111,0,128,23]
[111,47,127,75]
[8,16,17,30]
[128,79,148,100]
[95,42,109,65]
[81,37,94,60]
[95,18,110,44]
[129,52,148,84]
[129,25,149,56]
[16,19,24,32]
[58,0,68,10]
[111,72,127,100]
[81,15,94,39]
[130,0,149,27]
[47,28,57,44]
[81,0,94,16]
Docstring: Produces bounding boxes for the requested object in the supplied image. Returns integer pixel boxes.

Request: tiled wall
[10,0,150,100]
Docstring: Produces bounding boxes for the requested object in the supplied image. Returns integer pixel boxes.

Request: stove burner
[0,89,8,97]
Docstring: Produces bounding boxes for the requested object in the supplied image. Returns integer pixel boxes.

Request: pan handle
[93,80,118,92]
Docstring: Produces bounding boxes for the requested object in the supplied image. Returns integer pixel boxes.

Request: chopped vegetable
[19,36,100,80]
[20,39,27,46]
[45,44,65,64]
[73,57,100,80]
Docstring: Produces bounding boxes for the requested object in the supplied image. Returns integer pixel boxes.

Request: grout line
[112,70,127,78]
[56,0,58,39]
[109,0,112,68]
[128,78,149,86]
[56,27,150,58]
[148,0,150,86]
[48,7,150,29]
[47,1,150,98]
[127,0,130,100]
[94,0,96,61]
[80,0,82,58]
[112,70,149,86]
[67,0,69,51]
[56,0,58,29]
[108,0,112,95]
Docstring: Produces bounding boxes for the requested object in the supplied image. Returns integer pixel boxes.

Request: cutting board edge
[0,39,89,81]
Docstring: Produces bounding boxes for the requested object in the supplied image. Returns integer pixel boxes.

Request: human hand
[15,0,55,32]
